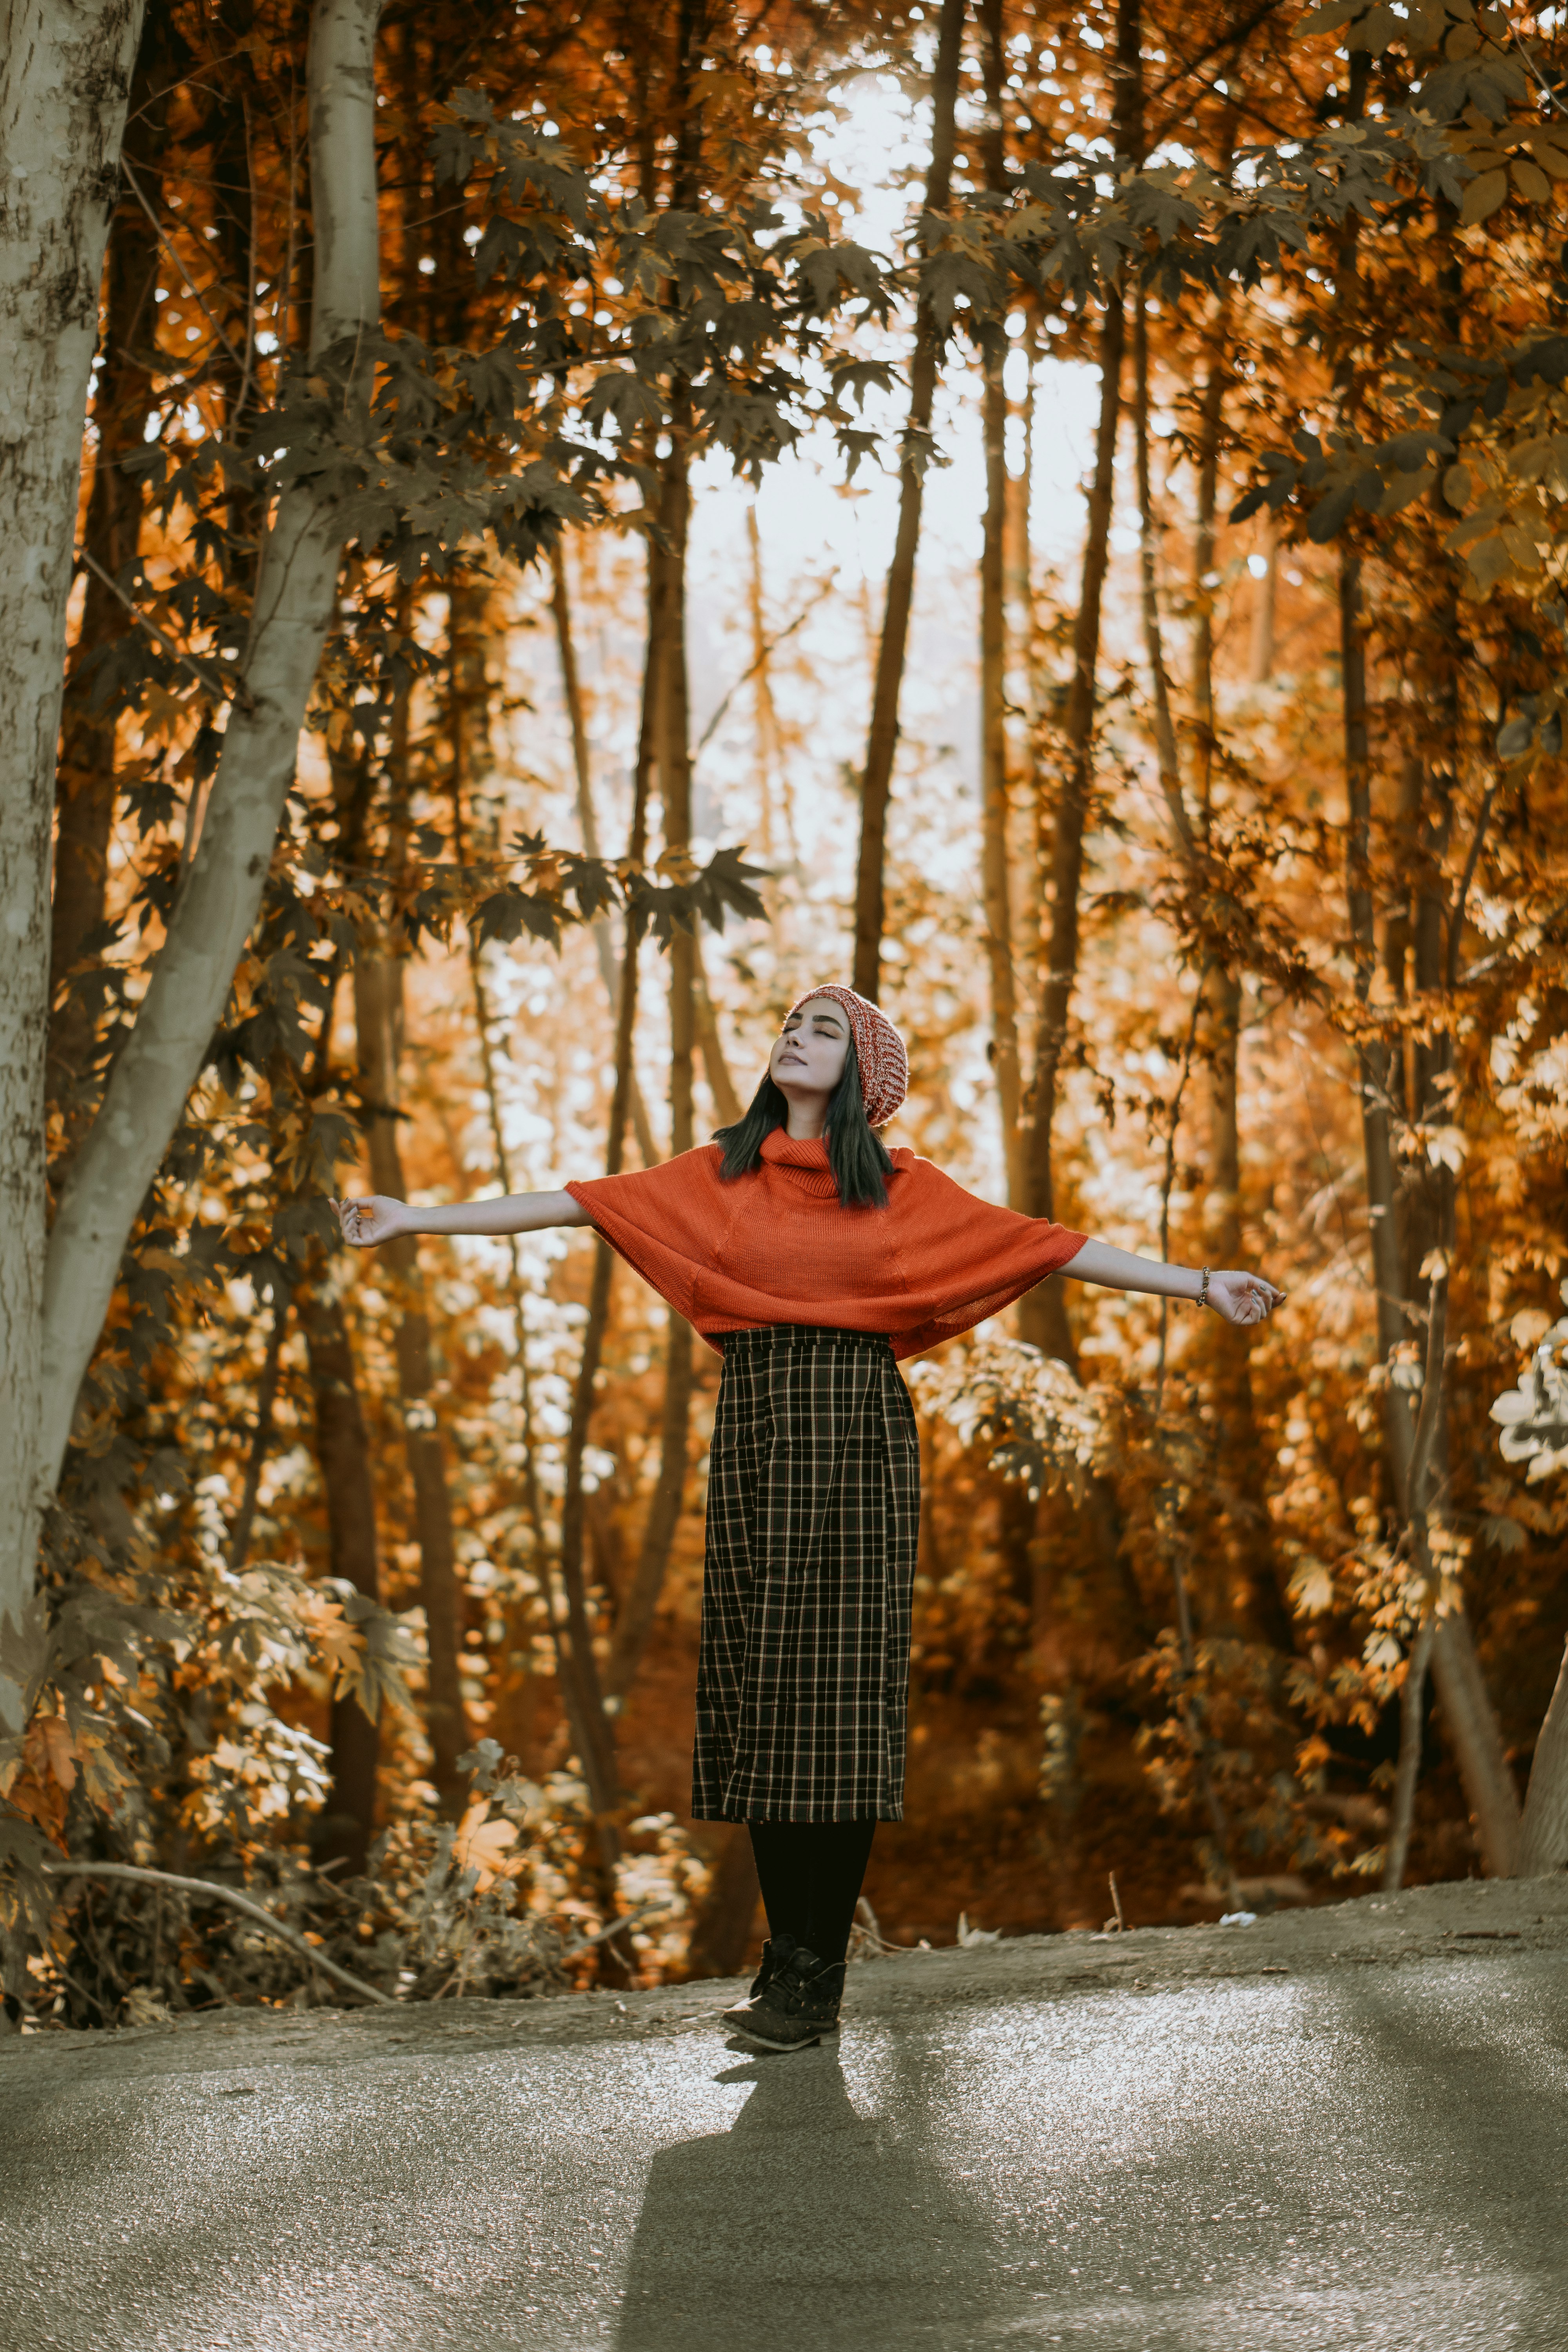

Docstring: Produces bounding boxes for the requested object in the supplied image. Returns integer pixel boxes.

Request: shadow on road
[1311,1960,1568,2317]
[613,2035,1004,2351]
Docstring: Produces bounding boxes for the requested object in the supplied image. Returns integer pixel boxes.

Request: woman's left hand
[1207,1270,1285,1327]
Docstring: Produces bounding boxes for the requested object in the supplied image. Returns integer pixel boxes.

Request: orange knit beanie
[786,985,908,1128]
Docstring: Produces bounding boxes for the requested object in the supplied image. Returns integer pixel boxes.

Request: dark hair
[715,1031,895,1209]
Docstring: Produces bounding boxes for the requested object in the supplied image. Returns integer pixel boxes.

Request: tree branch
[41,1861,396,2005]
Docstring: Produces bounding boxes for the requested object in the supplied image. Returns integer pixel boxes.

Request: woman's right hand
[332,1194,409,1250]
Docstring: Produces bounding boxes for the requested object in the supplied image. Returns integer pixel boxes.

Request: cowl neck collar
[762,1128,830,1168]
[760,1127,841,1198]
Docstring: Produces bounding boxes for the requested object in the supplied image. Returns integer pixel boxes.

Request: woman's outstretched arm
[1059,1238,1283,1329]
[332,1191,592,1248]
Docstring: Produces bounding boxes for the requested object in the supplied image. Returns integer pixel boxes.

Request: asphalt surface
[2,1876,1566,2352]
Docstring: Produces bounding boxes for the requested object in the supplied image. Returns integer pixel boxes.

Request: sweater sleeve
[564,1146,728,1322]
[890,1161,1086,1360]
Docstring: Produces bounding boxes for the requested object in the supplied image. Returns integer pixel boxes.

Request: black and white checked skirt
[692,1326,921,1823]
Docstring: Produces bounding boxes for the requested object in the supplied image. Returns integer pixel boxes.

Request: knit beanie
[786,985,908,1129]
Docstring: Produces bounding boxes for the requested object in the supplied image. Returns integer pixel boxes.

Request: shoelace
[775,1955,839,2010]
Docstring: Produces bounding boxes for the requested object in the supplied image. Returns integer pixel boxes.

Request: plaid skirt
[692,1325,921,1824]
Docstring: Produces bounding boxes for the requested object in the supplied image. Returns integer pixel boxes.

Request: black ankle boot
[720,1933,797,2031]
[729,1942,846,2053]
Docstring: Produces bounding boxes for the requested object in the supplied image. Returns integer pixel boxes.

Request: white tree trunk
[1,0,383,1733]
[0,0,148,1733]
[1521,1638,1568,1878]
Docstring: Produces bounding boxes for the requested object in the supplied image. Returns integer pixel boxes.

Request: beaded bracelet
[1198,1266,1211,1309]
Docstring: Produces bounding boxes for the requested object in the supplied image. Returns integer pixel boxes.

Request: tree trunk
[0,0,147,1733]
[207,0,262,571]
[1338,313,1519,1876]
[1134,289,1289,1653]
[299,1271,382,1875]
[1179,287,1248,1295]
[1428,1612,1521,1877]
[459,817,619,1829]
[604,430,699,1704]
[1247,515,1277,686]
[1180,91,1236,804]
[1341,553,1407,1377]
[684,1825,762,1979]
[49,4,179,1117]
[225,1289,288,1575]
[850,0,964,1004]
[1013,0,1142,1677]
[1009,312,1041,1046]
[656,426,695,1139]
[1203,973,1243,1265]
[745,502,794,872]
[1182,137,1246,1463]
[548,510,668,1841]
[978,0,1021,1202]
[1189,348,1227,811]
[38,0,382,1480]
[1016,0,1142,1361]
[1016,291,1124,1361]
[1132,291,1189,856]
[1411,742,1516,1872]
[1200,964,1290,1650]
[352,947,470,1814]
[1381,1615,1433,1893]
[692,933,742,1128]
[549,537,657,1166]
[1520,1638,1568,1876]
[544,2,711,1962]
[605,1313,695,1702]
[555,1243,629,1831]
[442,564,617,1816]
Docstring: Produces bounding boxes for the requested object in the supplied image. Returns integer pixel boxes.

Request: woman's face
[769,994,851,1103]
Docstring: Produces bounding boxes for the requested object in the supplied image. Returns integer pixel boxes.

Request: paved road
[3,1912,1566,2352]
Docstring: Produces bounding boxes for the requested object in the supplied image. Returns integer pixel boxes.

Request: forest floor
[2,1871,1566,2352]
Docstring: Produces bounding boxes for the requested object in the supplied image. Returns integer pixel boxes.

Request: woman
[335,984,1282,2051]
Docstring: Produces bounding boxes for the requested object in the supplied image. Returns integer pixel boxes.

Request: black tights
[747,1820,877,1968]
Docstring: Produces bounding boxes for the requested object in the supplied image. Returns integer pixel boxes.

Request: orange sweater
[566,1130,1086,1361]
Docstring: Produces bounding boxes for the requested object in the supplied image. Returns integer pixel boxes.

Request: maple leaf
[75,1729,129,1809]
[309,1599,367,1685]
[583,369,663,439]
[0,1592,52,1715]
[331,1595,421,1722]
[835,424,881,483]
[28,1715,77,1795]
[453,1802,521,1889]
[458,347,530,423]
[474,884,565,948]
[793,237,886,316]
[1120,171,1201,247]
[917,249,1000,332]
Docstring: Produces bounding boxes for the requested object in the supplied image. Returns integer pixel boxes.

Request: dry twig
[42,1862,396,2007]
